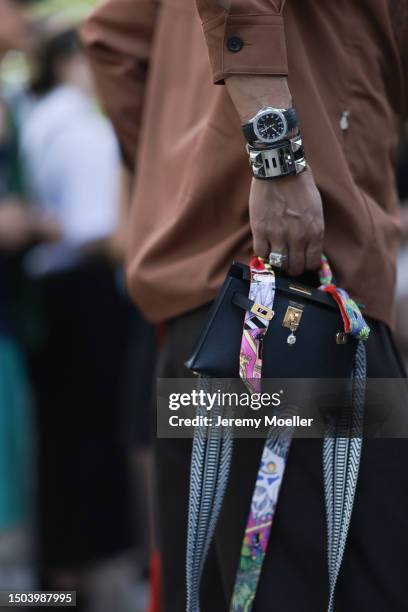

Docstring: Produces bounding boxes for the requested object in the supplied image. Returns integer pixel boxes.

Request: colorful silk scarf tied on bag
[233,255,370,612]
[239,256,276,394]
[235,256,288,611]
[319,254,370,341]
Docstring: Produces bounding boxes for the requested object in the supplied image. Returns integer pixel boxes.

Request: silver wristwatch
[247,135,307,179]
[242,107,299,146]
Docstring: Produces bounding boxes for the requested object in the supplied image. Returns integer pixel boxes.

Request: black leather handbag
[186,261,358,379]
[184,262,368,612]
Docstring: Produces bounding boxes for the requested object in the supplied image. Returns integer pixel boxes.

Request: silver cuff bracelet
[247,135,307,179]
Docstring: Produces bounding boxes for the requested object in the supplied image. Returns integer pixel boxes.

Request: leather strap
[232,292,254,313]
[285,107,299,131]
[242,121,256,144]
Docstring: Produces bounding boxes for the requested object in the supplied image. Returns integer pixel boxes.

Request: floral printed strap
[239,256,276,394]
[234,257,289,611]
[231,435,290,612]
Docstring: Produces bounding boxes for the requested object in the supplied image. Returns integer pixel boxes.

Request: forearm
[226,75,292,122]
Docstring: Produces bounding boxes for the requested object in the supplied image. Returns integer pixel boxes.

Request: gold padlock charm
[282,302,304,346]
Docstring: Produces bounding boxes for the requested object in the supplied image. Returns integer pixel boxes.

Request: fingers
[254,227,322,276]
[305,235,323,271]
[305,212,324,271]
[286,227,323,276]
[268,236,288,268]
[252,232,269,259]
[286,239,306,276]
[285,215,307,276]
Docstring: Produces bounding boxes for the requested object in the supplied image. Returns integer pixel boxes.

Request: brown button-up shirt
[81,0,408,327]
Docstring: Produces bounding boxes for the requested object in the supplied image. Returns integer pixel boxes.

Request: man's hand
[226,74,325,275]
[0,200,60,252]
[250,167,324,275]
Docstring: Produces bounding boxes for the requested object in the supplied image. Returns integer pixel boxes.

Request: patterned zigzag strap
[320,258,368,611]
[324,341,366,612]
[186,378,234,612]
[320,260,368,611]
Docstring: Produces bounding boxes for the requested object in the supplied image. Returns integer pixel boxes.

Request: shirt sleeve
[80,0,159,169]
[195,0,288,83]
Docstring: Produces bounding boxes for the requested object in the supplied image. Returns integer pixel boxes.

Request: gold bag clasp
[251,303,275,321]
[282,303,304,332]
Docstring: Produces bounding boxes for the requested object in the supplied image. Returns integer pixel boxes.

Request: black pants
[155,305,408,612]
[30,262,135,567]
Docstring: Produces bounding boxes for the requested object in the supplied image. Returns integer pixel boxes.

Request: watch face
[255,110,287,142]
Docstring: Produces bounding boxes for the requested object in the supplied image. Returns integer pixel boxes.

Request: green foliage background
[1,0,101,88]
[29,0,100,22]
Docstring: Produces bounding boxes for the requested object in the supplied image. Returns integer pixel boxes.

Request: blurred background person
[0,0,59,592]
[19,23,150,611]
[22,26,119,277]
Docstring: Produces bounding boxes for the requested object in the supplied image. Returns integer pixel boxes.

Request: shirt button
[340,110,350,131]
[226,36,244,53]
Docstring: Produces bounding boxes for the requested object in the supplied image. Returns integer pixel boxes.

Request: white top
[397,245,408,298]
[22,85,119,276]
